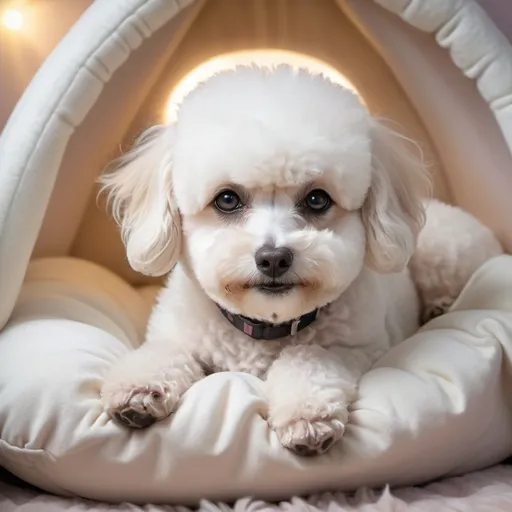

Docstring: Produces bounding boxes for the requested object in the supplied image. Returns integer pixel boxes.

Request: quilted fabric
[374,0,512,146]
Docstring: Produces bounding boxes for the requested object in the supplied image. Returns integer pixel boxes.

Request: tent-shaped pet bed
[1,0,512,508]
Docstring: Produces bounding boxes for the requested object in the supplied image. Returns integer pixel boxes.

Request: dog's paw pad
[113,408,156,429]
[276,418,345,456]
[422,296,454,324]
[101,384,176,429]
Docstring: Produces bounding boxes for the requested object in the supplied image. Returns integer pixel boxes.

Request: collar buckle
[290,319,300,336]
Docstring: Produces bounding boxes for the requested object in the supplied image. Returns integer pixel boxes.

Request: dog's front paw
[101,381,178,429]
[274,418,345,456]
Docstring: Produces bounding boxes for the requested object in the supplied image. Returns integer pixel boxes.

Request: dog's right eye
[214,190,243,213]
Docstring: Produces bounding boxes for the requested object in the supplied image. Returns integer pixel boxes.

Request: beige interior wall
[31,2,204,260]
[72,0,446,286]
[0,0,93,133]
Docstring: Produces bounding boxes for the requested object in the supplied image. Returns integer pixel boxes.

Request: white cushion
[1,256,512,504]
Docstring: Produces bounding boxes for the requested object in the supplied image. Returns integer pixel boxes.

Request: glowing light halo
[165,50,360,124]
[2,8,23,31]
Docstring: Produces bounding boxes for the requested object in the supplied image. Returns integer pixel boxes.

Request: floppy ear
[362,120,431,273]
[99,125,181,277]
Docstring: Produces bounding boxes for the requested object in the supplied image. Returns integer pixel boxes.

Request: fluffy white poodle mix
[100,65,502,456]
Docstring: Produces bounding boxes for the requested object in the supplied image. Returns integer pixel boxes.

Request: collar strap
[218,306,319,340]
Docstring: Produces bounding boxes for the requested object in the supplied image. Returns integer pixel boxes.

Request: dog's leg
[265,344,365,456]
[100,342,203,428]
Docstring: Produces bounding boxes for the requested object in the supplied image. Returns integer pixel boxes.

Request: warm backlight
[2,8,23,31]
[165,50,359,124]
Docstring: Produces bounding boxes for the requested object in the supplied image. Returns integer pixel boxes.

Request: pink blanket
[1,465,512,511]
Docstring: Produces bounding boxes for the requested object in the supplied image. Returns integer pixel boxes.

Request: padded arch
[0,0,201,329]
[344,0,512,268]
[0,0,511,330]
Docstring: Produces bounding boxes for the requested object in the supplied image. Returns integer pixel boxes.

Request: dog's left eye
[214,190,243,213]
[302,189,332,213]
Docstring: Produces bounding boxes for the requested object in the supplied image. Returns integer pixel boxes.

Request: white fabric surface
[1,256,512,504]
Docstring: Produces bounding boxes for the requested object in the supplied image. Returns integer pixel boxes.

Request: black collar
[218,306,319,340]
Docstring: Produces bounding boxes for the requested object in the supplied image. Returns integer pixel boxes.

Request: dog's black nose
[255,245,294,278]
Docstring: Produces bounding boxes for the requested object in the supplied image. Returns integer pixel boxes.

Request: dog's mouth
[243,279,300,295]
[238,278,313,296]
[258,282,295,295]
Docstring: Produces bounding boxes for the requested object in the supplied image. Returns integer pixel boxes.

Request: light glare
[165,50,360,124]
[2,8,23,31]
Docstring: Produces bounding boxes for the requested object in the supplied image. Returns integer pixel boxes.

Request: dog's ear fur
[100,125,181,277]
[362,121,431,273]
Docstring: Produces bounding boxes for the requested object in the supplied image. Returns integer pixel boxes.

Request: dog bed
[1,254,512,505]
[1,0,512,506]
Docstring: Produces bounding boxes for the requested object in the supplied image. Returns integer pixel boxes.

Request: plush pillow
[1,256,512,504]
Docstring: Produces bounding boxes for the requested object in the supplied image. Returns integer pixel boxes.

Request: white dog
[100,66,502,456]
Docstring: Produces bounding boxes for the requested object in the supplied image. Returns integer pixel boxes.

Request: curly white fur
[99,65,502,455]
[410,199,503,322]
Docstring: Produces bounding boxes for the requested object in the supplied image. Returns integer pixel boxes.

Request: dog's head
[102,66,430,323]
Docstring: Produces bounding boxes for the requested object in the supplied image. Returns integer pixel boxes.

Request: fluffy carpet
[1,465,512,511]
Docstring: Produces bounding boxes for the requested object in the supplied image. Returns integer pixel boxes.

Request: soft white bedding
[1,255,512,504]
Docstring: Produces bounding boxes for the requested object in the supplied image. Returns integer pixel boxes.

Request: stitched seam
[84,60,108,84]
[435,1,512,116]
[435,1,466,42]
[464,50,499,80]
[400,0,417,20]
[491,93,512,111]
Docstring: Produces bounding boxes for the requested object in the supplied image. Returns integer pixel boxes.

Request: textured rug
[1,465,512,511]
